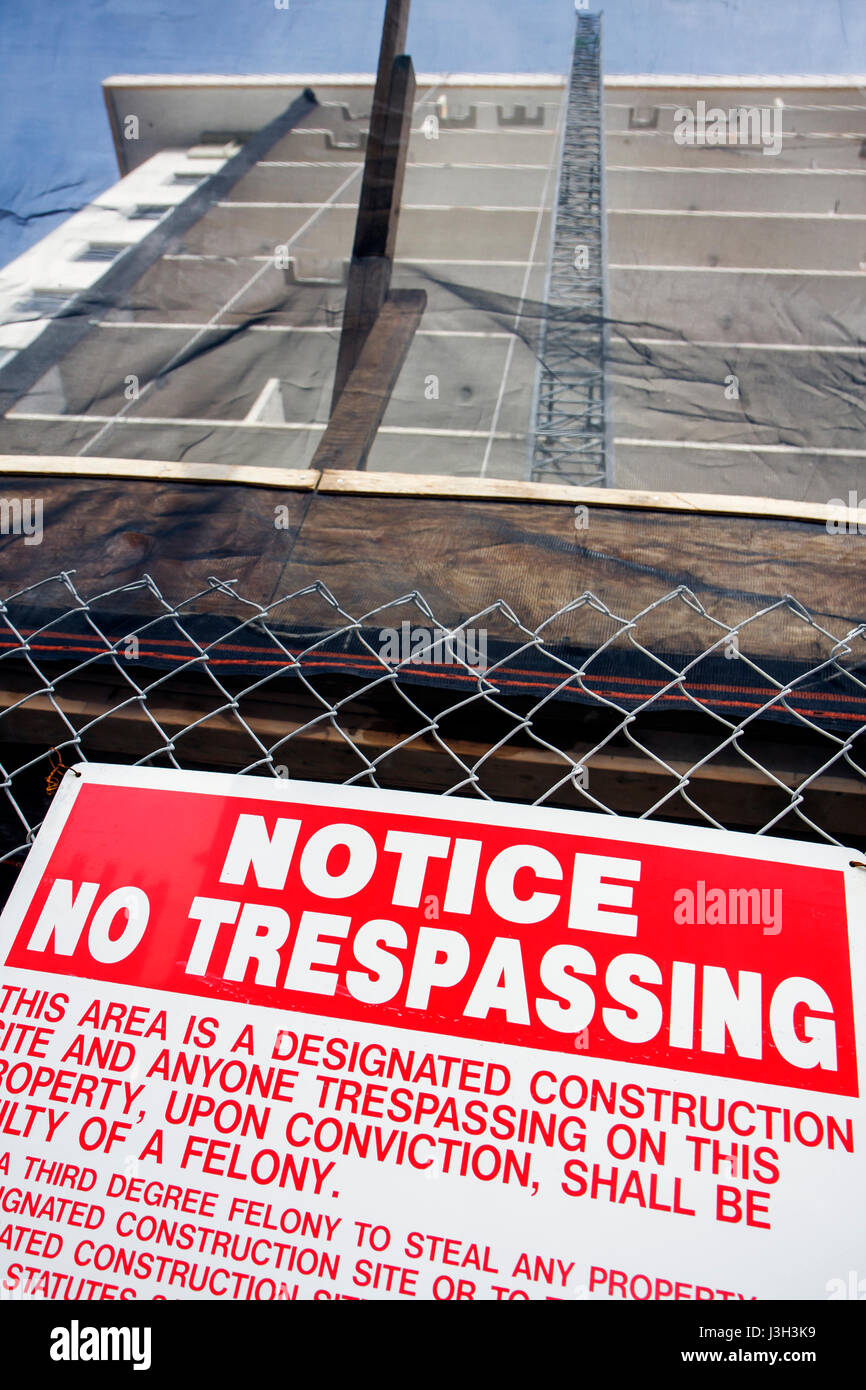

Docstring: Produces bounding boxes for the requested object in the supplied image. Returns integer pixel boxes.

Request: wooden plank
[4,452,864,526]
[2,452,864,526]
[352,54,415,264]
[1,674,861,838]
[0,455,320,491]
[316,469,866,525]
[313,290,426,472]
[332,258,390,405]
[331,42,416,408]
[369,0,411,120]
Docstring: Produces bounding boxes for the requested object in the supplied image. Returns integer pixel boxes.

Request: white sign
[0,764,863,1300]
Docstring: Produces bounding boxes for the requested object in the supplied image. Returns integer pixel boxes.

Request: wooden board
[331,1,415,405]
[0,667,860,840]
[313,291,427,472]
[4,456,864,528]
[0,455,320,491]
[317,469,866,525]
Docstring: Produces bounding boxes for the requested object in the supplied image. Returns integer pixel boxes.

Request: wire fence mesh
[0,569,864,896]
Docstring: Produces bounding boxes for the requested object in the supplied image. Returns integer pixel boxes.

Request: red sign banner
[5,775,856,1096]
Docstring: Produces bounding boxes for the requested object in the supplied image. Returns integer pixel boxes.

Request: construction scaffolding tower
[530,12,611,487]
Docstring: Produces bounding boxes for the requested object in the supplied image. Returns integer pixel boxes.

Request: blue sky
[1,0,864,267]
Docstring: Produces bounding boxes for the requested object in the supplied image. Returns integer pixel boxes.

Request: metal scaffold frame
[530,12,611,487]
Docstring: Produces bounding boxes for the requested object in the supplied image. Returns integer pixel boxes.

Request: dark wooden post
[312,288,426,472]
[330,0,415,411]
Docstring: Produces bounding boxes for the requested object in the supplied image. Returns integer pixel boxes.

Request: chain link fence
[0,569,864,898]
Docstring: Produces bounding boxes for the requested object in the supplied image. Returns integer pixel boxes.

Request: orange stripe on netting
[0,627,860,707]
[2,638,863,722]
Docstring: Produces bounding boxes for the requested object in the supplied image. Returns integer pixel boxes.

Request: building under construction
[0,5,864,886]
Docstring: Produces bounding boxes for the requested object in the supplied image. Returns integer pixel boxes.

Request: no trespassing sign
[0,765,862,1301]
